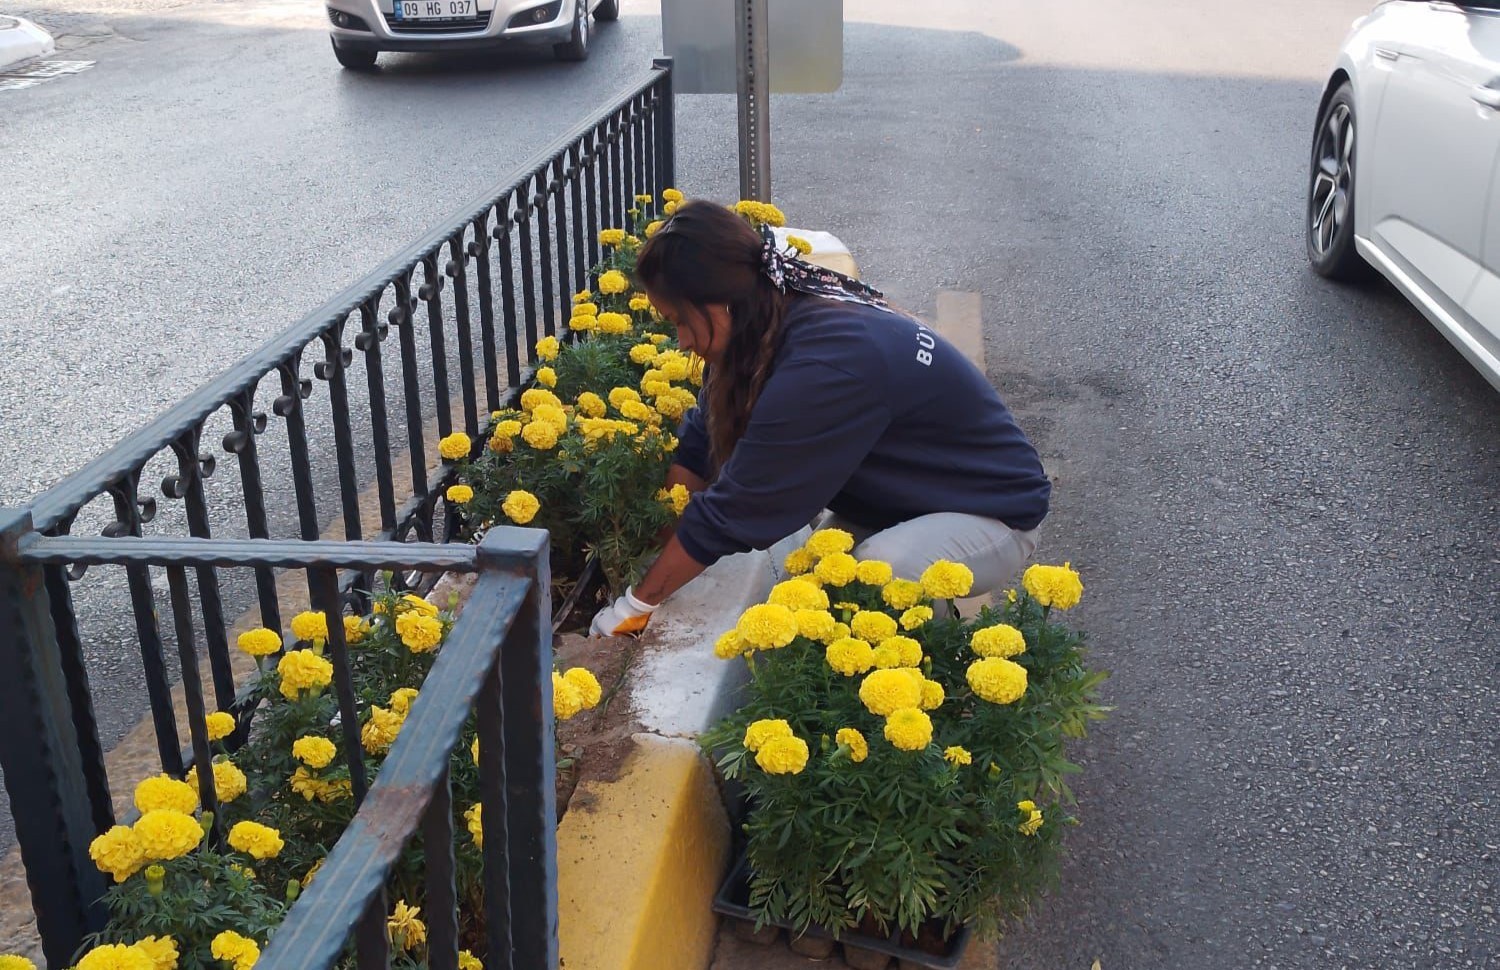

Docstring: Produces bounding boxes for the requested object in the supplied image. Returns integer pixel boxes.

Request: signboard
[661,0,843,95]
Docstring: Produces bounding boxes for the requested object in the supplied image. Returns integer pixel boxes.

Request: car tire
[1307,81,1370,281]
[553,0,589,61]
[332,40,378,71]
[594,0,619,21]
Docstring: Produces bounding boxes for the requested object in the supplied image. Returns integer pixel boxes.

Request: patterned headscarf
[756,225,890,309]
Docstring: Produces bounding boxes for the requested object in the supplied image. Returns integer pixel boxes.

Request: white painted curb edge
[0,17,55,73]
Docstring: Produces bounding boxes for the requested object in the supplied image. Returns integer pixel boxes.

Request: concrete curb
[0,17,55,72]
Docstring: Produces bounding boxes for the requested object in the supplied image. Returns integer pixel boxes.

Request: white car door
[1465,6,1500,357]
[1363,1,1500,311]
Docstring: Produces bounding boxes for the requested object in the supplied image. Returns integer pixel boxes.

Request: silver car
[326,0,617,69]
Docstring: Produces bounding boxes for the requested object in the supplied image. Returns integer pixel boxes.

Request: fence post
[652,56,676,191]
[0,508,107,966]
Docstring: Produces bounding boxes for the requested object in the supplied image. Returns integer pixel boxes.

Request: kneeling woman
[591,201,1050,637]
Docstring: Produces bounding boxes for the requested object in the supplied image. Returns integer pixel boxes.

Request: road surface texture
[2,1,1496,967]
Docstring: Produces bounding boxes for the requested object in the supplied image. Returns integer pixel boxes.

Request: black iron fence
[0,59,674,968]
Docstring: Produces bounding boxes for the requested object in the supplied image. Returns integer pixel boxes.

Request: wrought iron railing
[0,58,673,967]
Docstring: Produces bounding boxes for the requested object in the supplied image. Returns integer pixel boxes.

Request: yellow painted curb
[558,733,730,970]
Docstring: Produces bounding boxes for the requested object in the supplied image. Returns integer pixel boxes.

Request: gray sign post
[661,0,843,202]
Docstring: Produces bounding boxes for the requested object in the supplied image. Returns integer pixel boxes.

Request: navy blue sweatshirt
[673,297,1050,567]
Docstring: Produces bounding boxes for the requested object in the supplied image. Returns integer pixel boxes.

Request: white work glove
[590,586,659,638]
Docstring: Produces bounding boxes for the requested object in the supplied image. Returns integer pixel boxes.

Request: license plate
[394,0,474,19]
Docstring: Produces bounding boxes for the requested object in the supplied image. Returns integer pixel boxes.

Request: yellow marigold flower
[133,810,203,862]
[920,560,974,599]
[301,858,325,887]
[618,399,654,423]
[735,603,798,649]
[493,418,523,439]
[0,956,37,970]
[814,552,858,586]
[185,760,247,803]
[733,199,786,228]
[396,612,444,653]
[204,711,235,742]
[919,679,945,710]
[388,901,429,952]
[277,649,333,701]
[767,578,830,612]
[388,687,419,715]
[74,944,153,970]
[713,629,747,659]
[658,356,690,382]
[644,220,664,238]
[639,378,671,400]
[502,489,541,524]
[572,302,599,318]
[563,667,602,708]
[598,228,626,246]
[90,825,145,883]
[465,803,483,850]
[535,366,557,389]
[531,403,569,433]
[459,951,483,970]
[786,235,813,255]
[662,188,684,203]
[883,708,933,751]
[854,560,893,586]
[568,313,597,333]
[782,547,816,575]
[1017,801,1044,836]
[967,657,1028,705]
[795,609,838,643]
[858,668,923,716]
[870,643,902,669]
[659,483,691,516]
[134,775,198,816]
[830,621,851,640]
[470,736,480,766]
[597,270,628,295]
[520,387,563,412]
[972,624,1027,659]
[663,200,681,215]
[235,627,281,657]
[343,614,371,645]
[598,311,632,335]
[290,610,328,644]
[132,936,177,970]
[400,593,439,617]
[445,484,475,505]
[899,606,934,630]
[553,672,585,721]
[1022,562,1084,610]
[227,821,284,861]
[289,767,350,803]
[535,335,560,360]
[825,637,875,677]
[362,705,405,754]
[849,610,898,645]
[742,718,793,752]
[518,419,557,450]
[805,528,854,559]
[648,332,670,345]
[881,579,925,611]
[438,431,472,461]
[654,394,687,421]
[630,293,652,311]
[576,391,606,417]
[210,932,260,970]
[629,342,659,365]
[875,635,922,667]
[573,289,593,304]
[835,727,868,763]
[754,735,809,775]
[943,746,972,766]
[609,387,641,410]
[293,736,337,769]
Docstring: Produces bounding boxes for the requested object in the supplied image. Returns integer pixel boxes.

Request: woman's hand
[589,587,659,638]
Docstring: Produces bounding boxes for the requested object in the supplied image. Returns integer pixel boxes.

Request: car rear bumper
[327,0,572,52]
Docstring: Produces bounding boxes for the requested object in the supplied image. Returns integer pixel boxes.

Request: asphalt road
[3,0,1498,966]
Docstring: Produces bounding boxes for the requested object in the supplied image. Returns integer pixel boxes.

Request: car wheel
[332,39,378,71]
[1307,81,1369,281]
[594,0,619,21]
[553,0,589,61]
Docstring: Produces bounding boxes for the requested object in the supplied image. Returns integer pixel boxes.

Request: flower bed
[702,535,1107,959]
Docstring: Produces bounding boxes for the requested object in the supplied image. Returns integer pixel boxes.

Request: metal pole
[0,508,108,966]
[735,0,771,201]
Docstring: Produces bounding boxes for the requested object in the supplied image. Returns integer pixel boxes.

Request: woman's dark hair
[634,200,792,470]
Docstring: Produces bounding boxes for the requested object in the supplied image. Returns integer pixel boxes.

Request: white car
[326,0,616,69]
[1310,0,1500,392]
